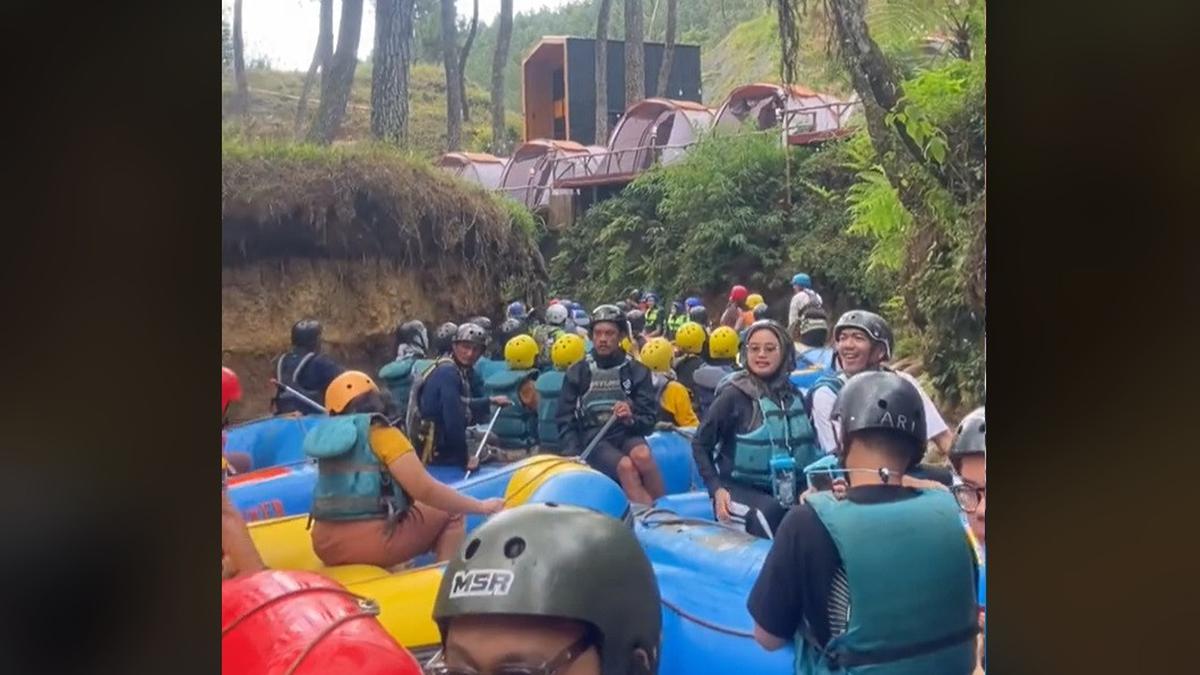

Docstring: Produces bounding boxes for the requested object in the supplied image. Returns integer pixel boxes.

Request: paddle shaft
[464,406,504,479]
[269,378,326,414]
[578,413,619,464]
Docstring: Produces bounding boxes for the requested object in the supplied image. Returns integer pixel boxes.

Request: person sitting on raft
[950,406,987,673]
[557,304,665,505]
[748,371,980,673]
[535,333,586,453]
[692,320,822,539]
[638,337,700,429]
[690,325,741,419]
[481,333,541,454]
[305,371,504,569]
[271,318,345,415]
[221,366,264,579]
[671,321,707,395]
[809,310,954,458]
[415,323,512,470]
[430,503,662,675]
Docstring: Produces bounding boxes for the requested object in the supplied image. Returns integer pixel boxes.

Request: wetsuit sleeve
[811,387,838,453]
[555,365,584,456]
[692,388,739,496]
[748,505,812,640]
[663,382,699,427]
[626,365,658,436]
[430,367,469,463]
[464,368,491,419]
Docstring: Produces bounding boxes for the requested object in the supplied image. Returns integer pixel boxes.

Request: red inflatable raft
[222,570,423,674]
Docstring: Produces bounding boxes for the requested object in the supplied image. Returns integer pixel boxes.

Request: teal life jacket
[303,413,410,523]
[797,490,979,675]
[576,355,631,432]
[535,370,567,452]
[378,356,419,424]
[729,392,821,491]
[806,371,847,411]
[483,365,539,449]
[474,357,507,384]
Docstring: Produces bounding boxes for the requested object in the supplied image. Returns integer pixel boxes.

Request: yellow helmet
[504,334,539,370]
[325,371,379,414]
[639,337,674,373]
[620,336,633,353]
[708,326,740,360]
[551,333,586,370]
[674,322,706,355]
[746,293,764,309]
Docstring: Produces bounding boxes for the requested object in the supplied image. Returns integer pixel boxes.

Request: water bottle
[770,456,798,506]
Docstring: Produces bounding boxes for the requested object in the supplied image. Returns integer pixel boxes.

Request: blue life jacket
[483,365,539,449]
[692,363,735,419]
[805,371,847,411]
[303,413,409,522]
[378,356,419,424]
[798,490,979,675]
[729,392,821,491]
[535,370,567,452]
[796,346,835,370]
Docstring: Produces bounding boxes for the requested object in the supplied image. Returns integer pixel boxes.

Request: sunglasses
[951,484,986,513]
[425,632,593,675]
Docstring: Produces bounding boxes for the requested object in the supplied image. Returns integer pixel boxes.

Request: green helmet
[433,504,661,675]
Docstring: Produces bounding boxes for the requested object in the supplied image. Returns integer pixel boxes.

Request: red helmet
[222,367,242,415]
[729,285,749,303]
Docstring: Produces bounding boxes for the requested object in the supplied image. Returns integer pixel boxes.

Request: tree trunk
[490,0,514,154]
[458,0,480,122]
[654,0,676,98]
[623,0,645,108]
[595,0,614,143]
[308,0,365,145]
[231,0,249,114]
[440,0,462,150]
[295,0,335,135]
[372,0,416,144]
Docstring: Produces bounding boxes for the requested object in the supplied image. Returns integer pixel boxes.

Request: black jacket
[555,349,657,455]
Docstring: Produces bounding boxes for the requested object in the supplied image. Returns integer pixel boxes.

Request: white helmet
[545,303,569,326]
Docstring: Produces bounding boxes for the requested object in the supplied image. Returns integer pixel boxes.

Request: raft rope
[659,596,756,639]
[221,586,379,636]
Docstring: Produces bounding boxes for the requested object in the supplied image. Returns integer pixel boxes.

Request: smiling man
[808,311,954,457]
[430,504,661,675]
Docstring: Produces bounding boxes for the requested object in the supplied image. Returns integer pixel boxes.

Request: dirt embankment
[222,143,546,419]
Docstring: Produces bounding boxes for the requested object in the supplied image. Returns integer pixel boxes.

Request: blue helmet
[791,273,812,289]
[507,301,527,319]
[685,296,702,309]
[671,300,685,313]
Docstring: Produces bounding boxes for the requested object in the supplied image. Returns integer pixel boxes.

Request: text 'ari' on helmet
[832,371,926,467]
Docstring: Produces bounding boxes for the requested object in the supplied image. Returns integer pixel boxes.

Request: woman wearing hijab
[691,320,823,539]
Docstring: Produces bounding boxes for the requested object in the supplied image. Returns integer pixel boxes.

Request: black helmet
[590,304,626,333]
[497,317,523,343]
[467,316,493,333]
[950,407,985,460]
[615,300,631,313]
[626,309,646,333]
[687,305,708,325]
[454,323,489,348]
[832,371,926,467]
[433,504,661,675]
[833,310,893,360]
[395,320,429,353]
[291,319,322,350]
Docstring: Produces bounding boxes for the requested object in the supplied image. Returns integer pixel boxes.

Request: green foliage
[551,132,884,316]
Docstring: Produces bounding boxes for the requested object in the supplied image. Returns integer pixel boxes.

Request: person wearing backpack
[691,320,821,539]
[271,319,345,414]
[787,273,824,329]
[690,326,740,419]
[535,333,586,453]
[377,320,429,429]
[305,371,503,569]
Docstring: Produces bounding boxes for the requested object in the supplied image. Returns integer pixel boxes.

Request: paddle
[577,412,619,464]
[463,406,504,479]
[269,378,327,415]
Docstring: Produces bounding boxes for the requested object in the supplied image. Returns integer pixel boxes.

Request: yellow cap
[504,334,539,370]
[324,371,379,414]
[674,322,706,354]
[709,326,740,360]
[639,337,674,373]
[746,293,764,309]
[551,333,586,370]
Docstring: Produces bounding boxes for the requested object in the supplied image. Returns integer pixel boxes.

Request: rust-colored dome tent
[435,152,508,189]
[601,98,715,176]
[496,139,594,209]
[714,83,858,144]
